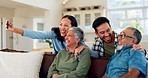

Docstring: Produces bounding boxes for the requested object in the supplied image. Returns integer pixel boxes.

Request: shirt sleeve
[56,49,91,78]
[129,50,147,76]
[89,49,99,58]
[23,29,55,39]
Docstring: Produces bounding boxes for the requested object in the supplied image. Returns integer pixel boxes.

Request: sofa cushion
[0,51,44,78]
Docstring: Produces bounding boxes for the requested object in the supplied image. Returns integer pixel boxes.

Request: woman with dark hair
[6,15,79,54]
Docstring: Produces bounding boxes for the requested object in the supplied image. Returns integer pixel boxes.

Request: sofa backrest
[89,57,109,78]
[39,53,110,78]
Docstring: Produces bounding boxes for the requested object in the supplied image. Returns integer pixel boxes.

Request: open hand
[132,44,145,52]
[74,46,86,58]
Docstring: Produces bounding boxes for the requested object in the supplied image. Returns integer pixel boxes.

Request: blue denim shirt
[106,46,147,78]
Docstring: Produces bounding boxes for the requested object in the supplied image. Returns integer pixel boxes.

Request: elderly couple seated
[47,27,147,78]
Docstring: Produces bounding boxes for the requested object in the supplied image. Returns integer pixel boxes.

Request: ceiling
[0,0,46,11]
[0,0,72,9]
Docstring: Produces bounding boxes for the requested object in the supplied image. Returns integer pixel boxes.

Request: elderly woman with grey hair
[48,27,91,78]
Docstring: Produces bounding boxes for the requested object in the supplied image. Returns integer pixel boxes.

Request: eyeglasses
[118,32,134,39]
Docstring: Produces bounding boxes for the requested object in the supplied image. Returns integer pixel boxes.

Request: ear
[76,38,80,43]
[95,31,99,36]
[132,39,137,44]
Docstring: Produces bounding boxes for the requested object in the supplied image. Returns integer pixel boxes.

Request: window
[109,10,125,19]
[37,23,44,43]
[146,9,148,18]
[107,0,148,34]
[37,23,44,31]
[74,14,81,26]
[85,14,91,26]
[94,13,101,19]
[108,0,143,9]
[145,20,148,33]
[127,9,142,19]
[144,0,148,6]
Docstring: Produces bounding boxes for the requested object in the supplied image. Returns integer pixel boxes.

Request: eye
[106,28,110,32]
[99,31,105,34]
[64,24,69,27]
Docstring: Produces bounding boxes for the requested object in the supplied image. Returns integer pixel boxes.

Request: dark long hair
[52,15,78,42]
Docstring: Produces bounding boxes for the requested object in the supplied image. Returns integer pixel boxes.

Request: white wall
[14,8,45,18]
[12,0,50,10]
[13,17,33,51]
[44,1,63,30]
[0,6,14,20]
[13,0,64,49]
[0,6,15,49]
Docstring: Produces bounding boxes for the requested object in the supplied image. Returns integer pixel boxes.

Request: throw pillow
[0,51,44,78]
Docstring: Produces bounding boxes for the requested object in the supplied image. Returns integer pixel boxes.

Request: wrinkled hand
[6,21,15,32]
[74,46,86,58]
[132,44,145,52]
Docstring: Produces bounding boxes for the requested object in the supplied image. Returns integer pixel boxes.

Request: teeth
[105,36,110,40]
[61,30,65,33]
[66,40,69,43]
[61,31,65,33]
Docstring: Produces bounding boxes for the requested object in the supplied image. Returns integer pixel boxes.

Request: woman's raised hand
[6,21,15,32]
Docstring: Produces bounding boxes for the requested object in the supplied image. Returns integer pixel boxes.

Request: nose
[60,25,64,29]
[104,32,109,36]
[59,23,64,28]
[65,36,68,40]
[118,36,122,41]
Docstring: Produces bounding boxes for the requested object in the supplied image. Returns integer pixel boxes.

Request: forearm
[90,49,99,58]
[13,27,24,35]
[120,68,140,78]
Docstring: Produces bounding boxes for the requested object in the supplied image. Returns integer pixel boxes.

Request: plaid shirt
[92,31,118,57]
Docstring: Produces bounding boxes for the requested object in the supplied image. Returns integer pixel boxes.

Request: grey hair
[126,27,142,44]
[68,27,84,42]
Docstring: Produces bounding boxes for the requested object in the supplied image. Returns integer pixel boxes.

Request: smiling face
[59,18,72,37]
[65,30,80,48]
[95,22,113,43]
[117,29,135,50]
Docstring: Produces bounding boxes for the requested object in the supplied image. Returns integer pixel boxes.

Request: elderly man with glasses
[101,27,147,78]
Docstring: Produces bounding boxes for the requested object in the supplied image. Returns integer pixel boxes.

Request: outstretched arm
[6,21,24,35]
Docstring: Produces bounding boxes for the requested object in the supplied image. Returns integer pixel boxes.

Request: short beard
[117,45,123,50]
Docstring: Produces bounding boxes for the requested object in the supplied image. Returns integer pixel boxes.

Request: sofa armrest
[39,53,56,78]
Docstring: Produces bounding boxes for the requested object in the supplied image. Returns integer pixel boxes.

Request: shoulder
[130,50,145,56]
[55,49,67,57]
[80,48,90,55]
[128,50,146,62]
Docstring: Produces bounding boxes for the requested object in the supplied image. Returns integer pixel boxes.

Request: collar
[121,45,133,50]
